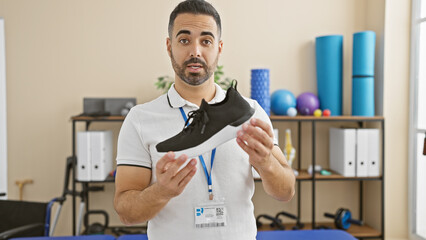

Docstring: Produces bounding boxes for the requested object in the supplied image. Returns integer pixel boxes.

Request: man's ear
[166,37,172,57]
[218,40,223,55]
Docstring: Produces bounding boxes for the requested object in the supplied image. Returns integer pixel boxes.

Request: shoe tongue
[226,85,237,99]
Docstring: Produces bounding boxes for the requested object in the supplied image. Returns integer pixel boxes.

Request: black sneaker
[156,81,255,158]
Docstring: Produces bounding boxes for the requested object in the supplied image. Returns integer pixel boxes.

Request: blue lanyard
[179,107,216,200]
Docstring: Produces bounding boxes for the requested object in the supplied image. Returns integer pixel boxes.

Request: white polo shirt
[116,83,275,240]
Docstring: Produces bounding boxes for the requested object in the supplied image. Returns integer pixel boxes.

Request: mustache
[184,58,207,68]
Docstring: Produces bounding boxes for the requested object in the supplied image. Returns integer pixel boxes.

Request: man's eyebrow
[201,31,215,39]
[176,30,191,38]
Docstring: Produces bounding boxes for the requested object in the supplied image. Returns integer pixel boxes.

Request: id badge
[194,199,226,228]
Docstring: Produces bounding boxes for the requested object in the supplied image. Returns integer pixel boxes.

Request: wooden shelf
[71,115,125,121]
[255,169,382,182]
[70,115,384,122]
[312,169,382,181]
[270,115,384,122]
[76,175,115,183]
[257,222,381,238]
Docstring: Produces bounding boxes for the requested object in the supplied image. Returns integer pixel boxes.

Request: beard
[170,51,218,86]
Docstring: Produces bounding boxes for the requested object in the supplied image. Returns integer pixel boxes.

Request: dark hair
[168,0,222,39]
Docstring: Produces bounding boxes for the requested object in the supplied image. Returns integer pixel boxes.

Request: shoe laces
[183,109,210,134]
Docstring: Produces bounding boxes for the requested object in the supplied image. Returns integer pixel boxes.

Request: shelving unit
[69,115,385,239]
[70,115,125,235]
[260,115,385,240]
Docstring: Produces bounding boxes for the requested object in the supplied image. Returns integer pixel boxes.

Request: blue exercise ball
[271,89,297,115]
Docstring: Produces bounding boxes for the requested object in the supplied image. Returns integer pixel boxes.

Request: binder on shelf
[77,131,113,181]
[367,129,380,177]
[273,128,279,145]
[356,129,369,177]
[77,132,91,181]
[90,131,113,181]
[329,128,356,177]
[252,167,261,179]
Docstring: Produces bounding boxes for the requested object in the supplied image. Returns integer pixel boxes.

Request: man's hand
[114,152,197,225]
[155,152,197,199]
[236,118,275,170]
[236,117,295,202]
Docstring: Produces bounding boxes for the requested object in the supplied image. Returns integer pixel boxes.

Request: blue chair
[257,229,357,240]
[114,230,356,240]
[9,235,116,240]
[117,235,148,240]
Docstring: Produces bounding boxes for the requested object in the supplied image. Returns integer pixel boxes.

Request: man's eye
[179,39,189,44]
[203,40,212,45]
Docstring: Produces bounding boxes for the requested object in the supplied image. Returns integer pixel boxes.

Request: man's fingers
[155,154,196,198]
[240,133,269,156]
[238,125,273,150]
[250,118,274,138]
[178,167,197,188]
[156,152,175,174]
[163,154,189,178]
[174,158,197,183]
[236,137,257,156]
[241,121,274,150]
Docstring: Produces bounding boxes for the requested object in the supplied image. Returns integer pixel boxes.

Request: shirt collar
[167,83,226,109]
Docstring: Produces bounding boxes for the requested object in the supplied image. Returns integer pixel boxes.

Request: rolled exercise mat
[352,31,376,116]
[352,77,375,116]
[353,31,376,76]
[251,69,270,116]
[315,35,343,116]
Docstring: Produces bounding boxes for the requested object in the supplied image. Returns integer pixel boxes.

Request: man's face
[167,13,223,86]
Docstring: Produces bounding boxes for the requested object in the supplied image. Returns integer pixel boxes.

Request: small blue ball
[287,107,297,117]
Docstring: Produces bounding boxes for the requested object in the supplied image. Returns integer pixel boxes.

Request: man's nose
[189,42,201,58]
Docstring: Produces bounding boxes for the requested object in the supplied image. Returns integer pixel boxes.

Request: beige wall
[0,0,410,239]
[383,0,411,239]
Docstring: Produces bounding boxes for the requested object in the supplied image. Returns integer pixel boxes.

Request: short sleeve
[116,107,152,168]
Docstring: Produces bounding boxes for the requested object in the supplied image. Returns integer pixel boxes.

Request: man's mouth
[187,64,203,72]
[187,64,202,68]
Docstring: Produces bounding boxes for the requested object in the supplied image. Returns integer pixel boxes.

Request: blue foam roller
[251,69,270,115]
[353,31,376,76]
[352,77,375,116]
[315,35,343,116]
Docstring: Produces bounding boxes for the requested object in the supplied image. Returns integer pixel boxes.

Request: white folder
[367,129,380,177]
[90,131,113,181]
[329,128,356,177]
[356,129,369,177]
[77,132,91,181]
[252,167,261,179]
[273,128,279,145]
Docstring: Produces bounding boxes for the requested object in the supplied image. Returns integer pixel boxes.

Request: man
[114,1,295,239]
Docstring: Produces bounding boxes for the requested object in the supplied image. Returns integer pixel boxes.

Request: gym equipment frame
[69,116,124,235]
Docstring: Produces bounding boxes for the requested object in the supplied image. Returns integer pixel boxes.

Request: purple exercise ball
[297,92,320,115]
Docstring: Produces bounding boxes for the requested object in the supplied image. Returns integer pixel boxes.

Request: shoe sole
[171,118,252,159]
